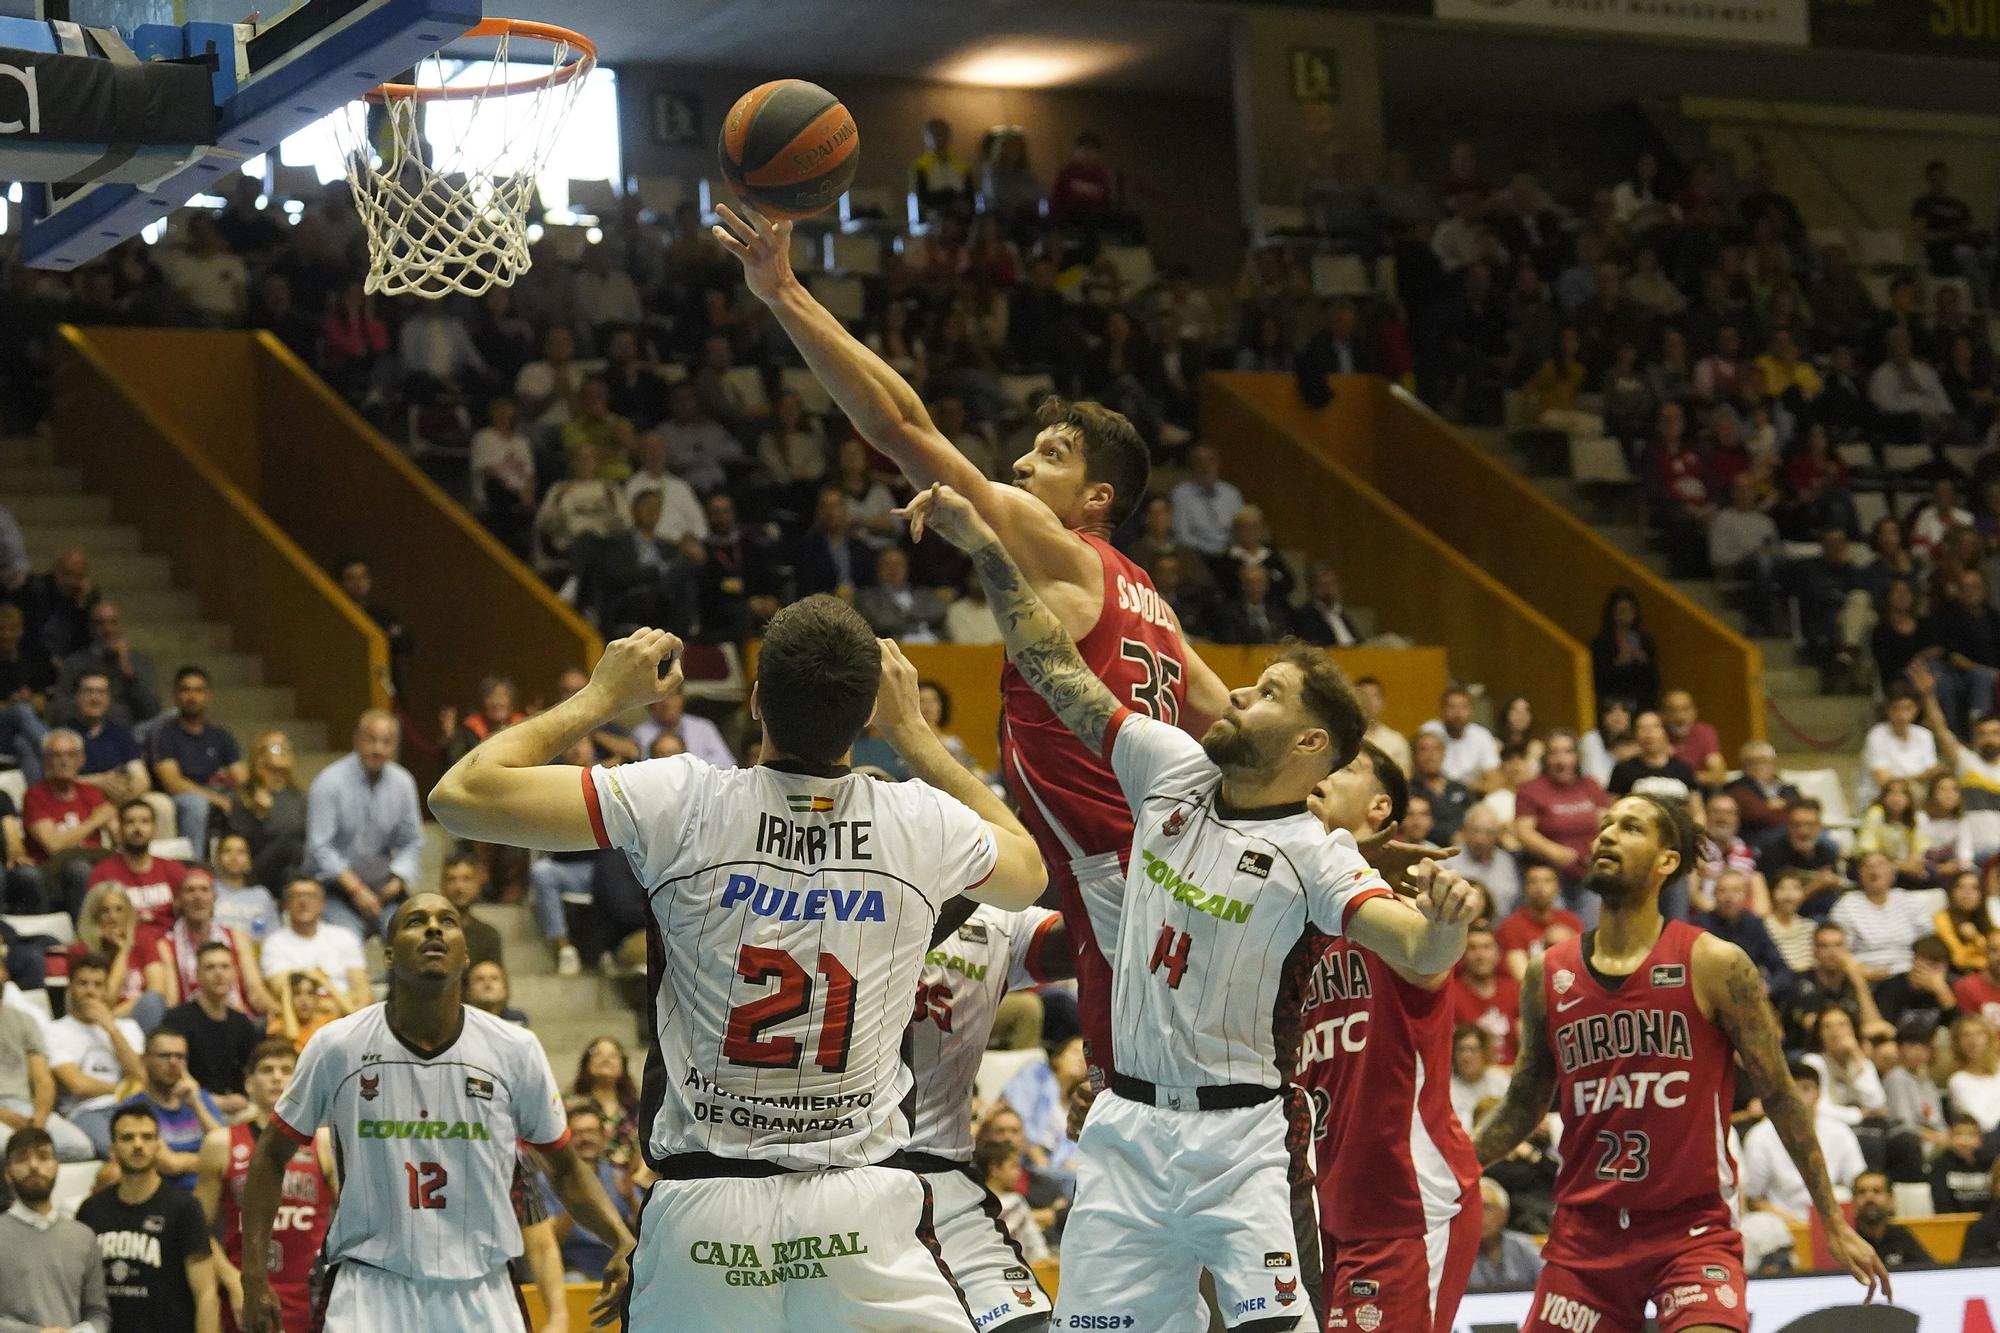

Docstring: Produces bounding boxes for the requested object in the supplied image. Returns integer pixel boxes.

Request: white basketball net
[335,27,591,299]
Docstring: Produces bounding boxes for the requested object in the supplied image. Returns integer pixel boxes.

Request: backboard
[8,0,480,269]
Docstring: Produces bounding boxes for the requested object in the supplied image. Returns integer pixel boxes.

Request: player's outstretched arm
[237,1120,303,1333]
[905,484,1120,753]
[1474,955,1557,1166]
[874,638,1048,912]
[1697,934,1893,1302]
[430,630,686,850]
[541,1139,637,1328]
[715,206,1084,584]
[1345,862,1480,982]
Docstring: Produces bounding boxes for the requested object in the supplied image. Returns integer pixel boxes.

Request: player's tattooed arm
[976,536,1120,752]
[1701,935,1893,1300]
[1474,955,1557,1166]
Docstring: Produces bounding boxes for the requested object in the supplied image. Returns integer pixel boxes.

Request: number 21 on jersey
[722,944,859,1073]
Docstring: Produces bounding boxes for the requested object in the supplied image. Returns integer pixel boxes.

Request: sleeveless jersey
[272,1003,570,1281]
[584,755,999,1172]
[1542,920,1739,1217]
[1293,937,1479,1240]
[906,905,1061,1161]
[1102,710,1392,1089]
[219,1120,330,1333]
[998,534,1189,1069]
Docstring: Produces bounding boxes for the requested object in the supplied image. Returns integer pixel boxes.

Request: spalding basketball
[718,80,860,221]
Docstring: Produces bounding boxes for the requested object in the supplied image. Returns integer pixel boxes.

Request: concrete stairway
[1482,432,1874,795]
[2,435,337,780]
[4,432,638,1077]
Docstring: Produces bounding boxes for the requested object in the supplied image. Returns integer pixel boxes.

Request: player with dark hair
[717,205,1230,1091]
[426,610,1052,1329]
[905,483,1476,1331]
[1295,741,1482,1333]
[1474,793,1891,1333]
[237,893,633,1332]
[195,1038,335,1333]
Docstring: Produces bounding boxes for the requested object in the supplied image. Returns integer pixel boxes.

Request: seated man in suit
[569,488,699,632]
[791,486,878,599]
[1288,562,1363,646]
[855,547,949,643]
[1214,563,1285,645]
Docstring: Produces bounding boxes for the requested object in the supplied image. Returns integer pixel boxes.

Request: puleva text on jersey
[719,873,888,923]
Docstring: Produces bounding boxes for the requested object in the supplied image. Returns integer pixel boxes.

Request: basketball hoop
[335,18,595,298]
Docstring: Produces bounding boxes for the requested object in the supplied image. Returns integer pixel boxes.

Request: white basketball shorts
[626,1163,974,1331]
[1052,1091,1312,1332]
[320,1262,526,1332]
[921,1165,1052,1331]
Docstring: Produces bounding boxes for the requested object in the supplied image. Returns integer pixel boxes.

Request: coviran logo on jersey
[689,1231,871,1286]
[357,1117,492,1140]
[1138,849,1255,923]
[923,947,988,981]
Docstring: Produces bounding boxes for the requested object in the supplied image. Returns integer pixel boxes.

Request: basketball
[718,79,860,221]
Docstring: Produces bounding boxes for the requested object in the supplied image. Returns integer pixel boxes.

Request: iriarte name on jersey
[272,1003,570,1282]
[581,755,998,1171]
[906,904,1061,1161]
[1099,710,1392,1091]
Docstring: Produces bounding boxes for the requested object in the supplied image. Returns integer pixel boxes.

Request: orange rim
[366,17,595,103]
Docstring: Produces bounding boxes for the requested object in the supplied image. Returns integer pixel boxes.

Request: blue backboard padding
[18,0,480,270]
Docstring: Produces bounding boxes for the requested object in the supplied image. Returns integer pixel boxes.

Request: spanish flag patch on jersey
[786,794,835,814]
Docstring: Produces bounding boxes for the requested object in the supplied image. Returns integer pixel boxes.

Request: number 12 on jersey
[403,1160,447,1209]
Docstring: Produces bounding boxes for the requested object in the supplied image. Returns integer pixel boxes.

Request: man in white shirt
[259,878,371,1010]
[1355,675,1412,775]
[1859,685,1942,804]
[658,382,746,495]
[621,433,708,546]
[627,692,734,769]
[515,325,590,432]
[1829,853,1934,979]
[1447,805,1522,919]
[1420,685,1501,789]
[1707,475,1784,636]
[42,955,145,1155]
[1868,328,1954,437]
[1740,1061,1865,1221]
[1167,443,1243,557]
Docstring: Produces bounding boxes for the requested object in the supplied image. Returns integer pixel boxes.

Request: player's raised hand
[586,629,684,715]
[1825,1215,1893,1304]
[873,638,927,745]
[1410,862,1482,926]
[898,484,997,553]
[591,1240,633,1328]
[1354,820,1452,889]
[710,203,795,303]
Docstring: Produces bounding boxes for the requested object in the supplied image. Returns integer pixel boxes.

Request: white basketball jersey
[583,755,998,1171]
[272,1003,568,1281]
[1102,710,1392,1090]
[906,904,1062,1161]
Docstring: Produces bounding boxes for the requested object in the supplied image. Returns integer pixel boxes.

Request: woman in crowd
[1869,578,1926,690]
[1927,776,1974,883]
[531,441,626,581]
[71,881,166,1032]
[831,436,901,547]
[1857,778,1932,887]
[916,680,1000,795]
[1938,872,1994,975]
[573,1036,645,1172]
[756,388,829,500]
[1235,314,1295,373]
[962,214,1023,289]
[1521,325,1586,425]
[270,967,355,1052]
[1804,1005,1887,1126]
[862,298,926,391]
[1590,587,1660,711]
[1579,696,1637,788]
[978,131,1043,244]
[224,729,307,891]
[1493,694,1544,774]
[1947,1015,2000,1135]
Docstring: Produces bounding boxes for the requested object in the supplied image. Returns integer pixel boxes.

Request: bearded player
[195,1039,336,1333]
[1474,794,1891,1333]
[716,204,1229,1086]
[1295,743,1481,1333]
[907,483,1474,1331]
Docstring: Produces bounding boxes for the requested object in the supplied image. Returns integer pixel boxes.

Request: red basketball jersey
[998,533,1190,1067]
[220,1120,332,1333]
[1542,920,1739,1219]
[1294,937,1480,1240]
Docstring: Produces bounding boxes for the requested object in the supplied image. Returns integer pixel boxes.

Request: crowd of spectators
[11,124,2000,1314]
